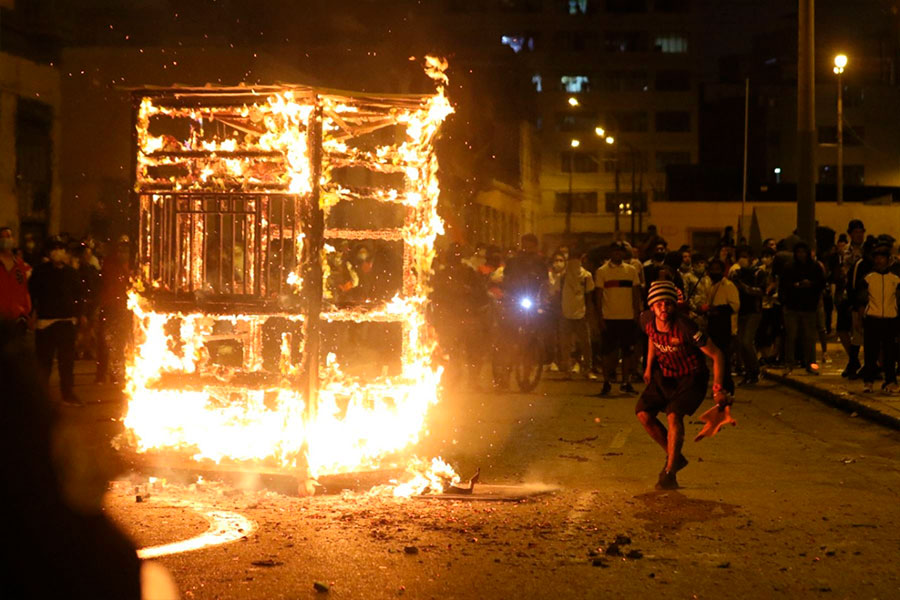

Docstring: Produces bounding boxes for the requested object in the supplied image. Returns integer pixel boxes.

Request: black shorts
[601,319,637,354]
[635,369,710,417]
[836,300,852,332]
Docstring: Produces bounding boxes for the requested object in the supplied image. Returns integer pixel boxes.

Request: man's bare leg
[665,412,686,473]
[637,411,668,452]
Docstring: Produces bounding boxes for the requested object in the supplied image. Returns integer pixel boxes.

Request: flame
[124,58,457,492]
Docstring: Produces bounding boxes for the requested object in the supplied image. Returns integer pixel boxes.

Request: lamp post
[833,54,847,205]
[565,138,580,233]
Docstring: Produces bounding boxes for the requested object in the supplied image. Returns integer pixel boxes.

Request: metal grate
[139,192,301,300]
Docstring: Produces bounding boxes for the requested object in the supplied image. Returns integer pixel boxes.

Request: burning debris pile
[119,58,457,494]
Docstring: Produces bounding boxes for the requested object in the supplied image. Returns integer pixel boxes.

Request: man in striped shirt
[636,281,728,490]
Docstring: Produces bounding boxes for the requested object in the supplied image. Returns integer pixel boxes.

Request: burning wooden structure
[122,60,454,490]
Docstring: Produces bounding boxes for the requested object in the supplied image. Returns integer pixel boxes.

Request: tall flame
[123,58,456,493]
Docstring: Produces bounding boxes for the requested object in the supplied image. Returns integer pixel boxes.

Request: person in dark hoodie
[28,240,83,404]
[779,241,825,374]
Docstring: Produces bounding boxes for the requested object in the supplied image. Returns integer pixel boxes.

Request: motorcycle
[492,294,548,392]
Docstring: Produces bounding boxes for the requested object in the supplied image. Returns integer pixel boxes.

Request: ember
[120,58,457,493]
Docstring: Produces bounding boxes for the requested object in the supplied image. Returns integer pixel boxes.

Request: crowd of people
[0,228,132,404]
[432,219,900,396]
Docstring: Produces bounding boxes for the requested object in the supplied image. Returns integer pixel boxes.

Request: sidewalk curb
[762,370,900,431]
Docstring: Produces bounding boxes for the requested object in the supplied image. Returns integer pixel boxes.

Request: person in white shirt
[595,242,642,395]
[859,241,900,393]
[558,253,596,379]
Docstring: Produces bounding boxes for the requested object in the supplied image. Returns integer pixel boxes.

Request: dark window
[597,70,649,92]
[555,191,599,213]
[655,70,692,91]
[656,151,691,172]
[603,150,647,173]
[606,0,648,13]
[561,151,599,172]
[819,165,864,186]
[556,111,599,132]
[605,32,647,53]
[655,111,691,132]
[843,86,864,108]
[553,30,598,52]
[654,0,690,12]
[818,125,864,146]
[609,110,648,132]
[499,0,542,12]
[605,192,647,213]
[15,99,54,214]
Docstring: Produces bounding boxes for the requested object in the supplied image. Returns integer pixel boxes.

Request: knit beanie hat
[647,280,678,306]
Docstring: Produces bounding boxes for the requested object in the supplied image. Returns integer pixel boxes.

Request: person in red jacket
[0,227,32,334]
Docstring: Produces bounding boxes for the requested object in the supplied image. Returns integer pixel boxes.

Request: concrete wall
[647,200,900,250]
[0,51,62,236]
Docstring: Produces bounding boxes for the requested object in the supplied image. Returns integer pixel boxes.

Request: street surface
[60,365,900,599]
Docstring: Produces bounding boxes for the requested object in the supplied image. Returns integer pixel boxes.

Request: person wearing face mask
[698,259,739,394]
[0,227,33,335]
[731,246,766,385]
[643,242,683,294]
[779,241,826,375]
[28,240,84,404]
[684,253,708,320]
[558,252,596,379]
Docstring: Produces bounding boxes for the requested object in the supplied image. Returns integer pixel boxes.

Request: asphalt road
[62,369,900,599]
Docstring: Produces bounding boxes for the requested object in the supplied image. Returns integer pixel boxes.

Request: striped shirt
[641,310,708,377]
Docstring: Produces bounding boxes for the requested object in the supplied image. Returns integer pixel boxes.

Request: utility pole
[797,0,816,245]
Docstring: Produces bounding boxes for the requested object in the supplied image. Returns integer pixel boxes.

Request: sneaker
[655,470,679,490]
[62,394,83,406]
[863,382,874,393]
[599,381,612,396]
[882,382,900,395]
[585,371,599,381]
[620,382,637,394]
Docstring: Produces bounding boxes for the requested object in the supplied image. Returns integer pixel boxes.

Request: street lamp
[594,126,605,137]
[568,96,580,107]
[833,54,847,205]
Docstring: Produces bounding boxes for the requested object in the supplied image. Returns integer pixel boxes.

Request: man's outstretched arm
[699,339,727,403]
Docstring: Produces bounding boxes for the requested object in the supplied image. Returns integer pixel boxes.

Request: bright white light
[834,54,847,69]
[568,97,580,107]
[605,136,615,145]
[594,126,605,137]
[774,167,782,174]
[570,139,581,148]
[519,297,533,310]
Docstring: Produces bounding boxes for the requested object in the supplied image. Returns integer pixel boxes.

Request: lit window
[568,0,589,14]
[654,34,688,54]
[502,35,526,53]
[531,74,543,92]
[561,75,590,92]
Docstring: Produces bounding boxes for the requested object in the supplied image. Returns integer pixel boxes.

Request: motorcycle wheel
[515,336,543,392]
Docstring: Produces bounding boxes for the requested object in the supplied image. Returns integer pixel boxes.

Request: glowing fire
[123,59,457,494]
